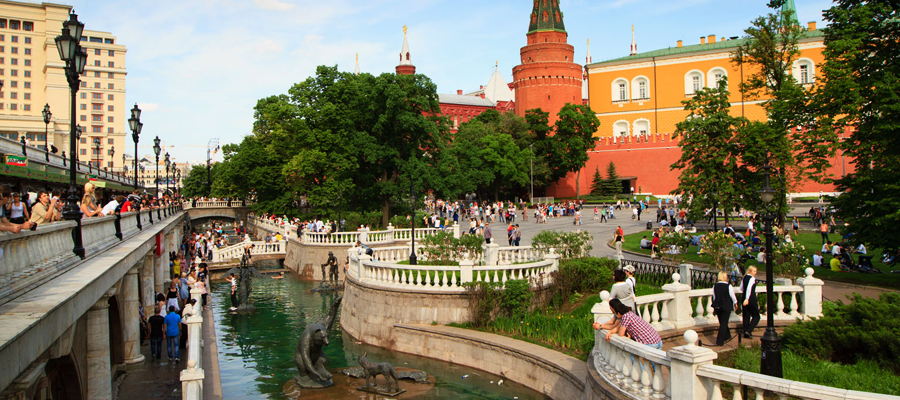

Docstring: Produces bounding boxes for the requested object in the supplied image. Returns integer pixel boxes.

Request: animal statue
[357,352,400,392]
[293,296,343,388]
[225,254,263,309]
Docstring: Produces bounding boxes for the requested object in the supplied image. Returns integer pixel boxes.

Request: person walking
[819,220,829,244]
[740,266,760,338]
[483,222,492,244]
[514,224,521,246]
[163,305,181,362]
[712,272,737,346]
[613,226,624,258]
[148,305,165,361]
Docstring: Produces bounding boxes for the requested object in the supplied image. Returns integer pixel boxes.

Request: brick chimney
[708,34,716,43]
[700,36,706,45]
[677,40,683,48]
[808,21,817,30]
[457,90,463,95]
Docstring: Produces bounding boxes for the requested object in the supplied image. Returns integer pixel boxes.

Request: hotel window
[108,72,114,78]
[81,137,87,144]
[80,115,86,121]
[107,127,114,133]
[23,22,32,31]
[10,58,16,65]
[80,81,85,87]
[108,105,114,111]
[23,37,30,44]
[80,104,87,110]
[619,84,626,100]
[108,50,114,56]
[685,70,704,95]
[108,83,114,89]
[9,21,18,30]
[108,61,114,68]
[108,116,114,122]
[92,93,102,100]
[23,59,29,66]
[105,38,114,44]
[94,82,100,88]
[92,104,102,111]
[92,115,102,122]
[90,37,102,43]
[10,36,17,42]
[23,71,29,77]
[692,76,700,92]
[23,82,29,89]
[108,94,114,100]
[800,65,809,83]
[94,71,101,77]
[80,149,86,155]
[107,161,113,168]
[108,138,114,145]
[94,49,101,56]
[0,69,4,75]
[9,92,15,99]
[23,48,29,55]
[793,59,815,84]
[9,81,15,88]
[10,47,16,54]
[23,93,29,100]
[94,60,100,66]
[80,92,87,99]
[10,69,16,76]
[9,104,16,110]
[92,126,102,133]
[0,34,3,40]
[23,104,29,111]
[0,46,4,52]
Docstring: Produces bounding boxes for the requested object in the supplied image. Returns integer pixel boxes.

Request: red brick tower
[512,0,582,124]
[396,25,416,75]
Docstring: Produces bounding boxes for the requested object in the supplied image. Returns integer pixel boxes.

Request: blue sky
[58,0,834,165]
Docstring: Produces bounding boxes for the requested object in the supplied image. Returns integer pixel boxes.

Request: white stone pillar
[86,295,113,400]
[122,267,145,365]
[667,330,717,400]
[591,290,613,323]
[679,263,693,288]
[453,222,461,239]
[141,255,156,311]
[797,267,824,318]
[484,242,499,265]
[459,259,474,284]
[662,273,695,329]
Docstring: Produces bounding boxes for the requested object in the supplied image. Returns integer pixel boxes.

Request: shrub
[418,231,484,264]
[531,230,594,259]
[549,257,616,306]
[463,281,502,327]
[781,293,900,373]
[658,232,692,266]
[500,279,534,317]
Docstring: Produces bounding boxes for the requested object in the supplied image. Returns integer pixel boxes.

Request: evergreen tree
[602,161,622,198]
[590,166,604,196]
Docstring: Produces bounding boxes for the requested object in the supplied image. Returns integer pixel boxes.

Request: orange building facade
[545,19,843,198]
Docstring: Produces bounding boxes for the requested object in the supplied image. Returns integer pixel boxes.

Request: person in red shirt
[651,232,660,259]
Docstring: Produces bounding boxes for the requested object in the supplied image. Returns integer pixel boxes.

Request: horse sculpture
[357,352,400,393]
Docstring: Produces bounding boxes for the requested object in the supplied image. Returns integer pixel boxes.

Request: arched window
[793,58,815,84]
[707,67,728,89]
[684,70,704,95]
[633,119,651,137]
[613,120,629,138]
[611,78,629,101]
[631,76,650,100]
[543,11,549,22]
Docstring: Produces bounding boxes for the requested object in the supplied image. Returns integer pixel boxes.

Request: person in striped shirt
[596,298,662,350]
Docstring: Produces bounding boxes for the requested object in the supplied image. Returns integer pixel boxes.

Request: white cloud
[257,39,284,54]
[138,103,160,112]
[254,0,296,12]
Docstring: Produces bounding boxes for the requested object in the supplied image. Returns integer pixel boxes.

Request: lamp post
[42,104,51,162]
[409,181,417,265]
[92,137,101,173]
[175,169,181,199]
[758,156,782,378]
[54,11,87,259]
[165,152,171,196]
[75,125,82,170]
[122,153,127,181]
[206,150,212,198]
[153,136,161,222]
[109,146,114,178]
[529,143,534,203]
[128,104,142,190]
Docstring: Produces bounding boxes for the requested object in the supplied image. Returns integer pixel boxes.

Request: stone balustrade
[0,135,136,187]
[181,287,206,400]
[211,240,285,262]
[183,200,252,209]
[494,246,543,265]
[588,269,844,400]
[346,248,560,293]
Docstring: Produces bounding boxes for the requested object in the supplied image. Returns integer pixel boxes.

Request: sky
[54,0,834,165]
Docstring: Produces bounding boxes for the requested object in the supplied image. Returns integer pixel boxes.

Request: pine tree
[590,166,604,196]
[602,161,621,198]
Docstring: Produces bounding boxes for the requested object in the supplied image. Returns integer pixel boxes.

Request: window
[80,115,86,121]
[23,22,32,32]
[80,104,87,110]
[90,37,102,43]
[94,49,101,56]
[10,69,16,76]
[24,37,30,44]
[107,148,114,156]
[612,78,629,101]
[80,137,87,144]
[630,76,650,100]
[80,149,86,155]
[800,65,809,83]
[792,58,815,84]
[23,48,29,55]
[92,126,102,133]
[107,127,114,133]
[10,47,16,54]
[634,119,651,137]
[684,70,704,95]
[9,92,15,99]
[108,61,114,68]
[613,120,629,138]
[10,36,17,43]
[108,50,114,56]
[9,21,18,30]
[92,93,102,100]
[22,71,28,78]
[0,58,3,64]
[92,115,102,122]
[107,72,114,79]
[707,67,728,88]
[9,81,15,88]
[94,60,100,66]
[23,59,29,67]
[23,93,29,100]
[10,58,16,65]
[107,83,114,89]
[0,46,4,52]
[108,94,114,100]
[105,38,114,44]
[619,84,626,100]
[639,82,647,98]
[80,81,86,88]
[108,138,114,145]
[107,105,114,111]
[9,103,15,110]
[107,116,114,122]
[92,104,102,111]
[23,82,29,89]
[94,71,101,77]
[23,104,29,111]
[94,82,100,88]
[0,69,3,76]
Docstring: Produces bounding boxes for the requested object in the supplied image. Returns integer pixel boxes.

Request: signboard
[4,155,27,167]
[88,174,98,181]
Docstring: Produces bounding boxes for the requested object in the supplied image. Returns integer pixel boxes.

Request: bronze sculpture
[292,296,342,388]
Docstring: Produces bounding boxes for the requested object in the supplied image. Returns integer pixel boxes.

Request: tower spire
[396,25,416,75]
[586,38,592,64]
[781,0,800,27]
[528,0,566,34]
[354,53,359,75]
[630,25,637,56]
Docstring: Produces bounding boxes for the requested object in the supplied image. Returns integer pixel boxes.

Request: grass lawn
[716,345,900,396]
[621,231,900,289]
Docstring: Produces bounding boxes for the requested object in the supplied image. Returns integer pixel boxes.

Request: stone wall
[284,240,413,282]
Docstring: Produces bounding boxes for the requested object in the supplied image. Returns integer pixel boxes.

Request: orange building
[546,3,842,198]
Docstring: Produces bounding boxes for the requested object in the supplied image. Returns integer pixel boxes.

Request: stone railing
[346,249,560,293]
[183,200,251,209]
[494,246,543,265]
[0,206,180,305]
[0,135,137,187]
[249,215,458,246]
[588,269,844,400]
[211,240,285,262]
[181,287,206,400]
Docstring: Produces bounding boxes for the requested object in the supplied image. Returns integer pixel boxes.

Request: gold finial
[632,25,634,33]
[495,60,498,67]
[587,38,590,46]
[356,53,359,62]
[403,25,408,36]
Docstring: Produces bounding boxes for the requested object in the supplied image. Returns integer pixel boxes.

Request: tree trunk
[382,197,390,229]
[494,184,499,202]
[575,170,581,199]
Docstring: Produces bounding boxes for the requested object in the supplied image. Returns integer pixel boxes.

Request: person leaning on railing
[80,182,105,218]
[594,298,663,352]
[0,190,36,233]
[28,191,60,226]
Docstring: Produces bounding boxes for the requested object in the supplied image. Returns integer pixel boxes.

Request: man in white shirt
[832,243,841,256]
[100,196,120,215]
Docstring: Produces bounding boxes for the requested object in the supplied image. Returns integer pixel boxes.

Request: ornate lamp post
[175,169,181,199]
[153,136,161,222]
[92,137,101,173]
[128,104,142,190]
[206,150,212,198]
[165,152,171,196]
[758,156,783,378]
[54,11,87,259]
[122,153,127,181]
[42,104,51,161]
[75,125,82,170]
[109,146,114,178]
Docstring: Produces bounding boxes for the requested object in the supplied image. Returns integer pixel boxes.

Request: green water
[212,275,548,399]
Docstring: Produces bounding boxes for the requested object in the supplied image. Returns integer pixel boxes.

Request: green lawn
[621,231,900,289]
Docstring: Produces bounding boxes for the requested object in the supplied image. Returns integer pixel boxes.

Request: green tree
[670,77,745,224]
[590,166,603,196]
[817,0,900,262]
[180,163,215,198]
[601,161,622,198]
[551,104,600,198]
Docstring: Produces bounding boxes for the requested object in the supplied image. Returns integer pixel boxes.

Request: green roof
[527,0,566,34]
[589,29,824,67]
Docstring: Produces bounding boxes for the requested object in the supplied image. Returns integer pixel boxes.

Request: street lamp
[758,155,782,378]
[175,168,181,198]
[92,137,101,173]
[54,11,87,259]
[165,152,171,197]
[109,146,114,178]
[42,104,51,162]
[529,143,534,203]
[153,136,161,222]
[75,125,82,171]
[128,104,142,190]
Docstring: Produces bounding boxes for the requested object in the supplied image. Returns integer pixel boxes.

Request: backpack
[364,246,374,257]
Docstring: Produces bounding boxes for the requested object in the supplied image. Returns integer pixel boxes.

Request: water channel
[210,266,547,399]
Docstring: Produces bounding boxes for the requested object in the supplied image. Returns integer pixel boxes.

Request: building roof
[588,29,824,67]
[438,93,495,107]
[528,0,566,34]
[483,67,515,103]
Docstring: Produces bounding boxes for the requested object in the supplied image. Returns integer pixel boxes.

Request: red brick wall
[513,31,583,125]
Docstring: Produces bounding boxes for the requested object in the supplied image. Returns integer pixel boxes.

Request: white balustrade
[181,287,206,400]
[592,327,671,399]
[634,293,675,331]
[495,246,542,265]
[212,240,285,262]
[686,282,806,325]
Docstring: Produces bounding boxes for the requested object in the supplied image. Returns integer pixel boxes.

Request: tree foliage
[180,163,216,199]
[602,161,622,198]
[817,0,900,262]
[590,166,603,196]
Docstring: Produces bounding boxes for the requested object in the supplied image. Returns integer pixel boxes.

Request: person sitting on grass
[830,255,847,272]
[812,250,824,267]
[640,236,651,249]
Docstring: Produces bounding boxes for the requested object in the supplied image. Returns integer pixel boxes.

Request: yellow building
[585,16,822,138]
[0,0,127,171]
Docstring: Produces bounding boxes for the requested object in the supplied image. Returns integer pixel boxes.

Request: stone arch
[45,355,83,400]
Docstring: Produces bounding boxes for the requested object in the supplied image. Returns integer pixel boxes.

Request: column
[86,296,113,400]
[667,330,717,400]
[141,255,155,312]
[154,242,165,295]
[122,267,145,365]
[797,267,824,318]
[661,272,695,329]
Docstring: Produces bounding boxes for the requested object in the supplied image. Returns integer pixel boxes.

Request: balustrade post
[545,251,560,275]
[358,253,371,281]
[459,259,474,284]
[483,242,499,266]
[452,221,461,239]
[667,330,717,400]
[662,273,695,328]
[796,268,823,318]
[591,290,613,324]
[679,263,693,288]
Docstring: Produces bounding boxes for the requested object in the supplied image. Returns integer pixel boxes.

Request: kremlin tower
[512,0,583,124]
[396,25,416,75]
